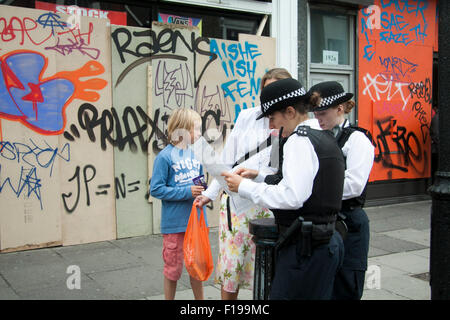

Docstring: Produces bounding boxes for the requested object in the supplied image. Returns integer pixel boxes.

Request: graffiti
[0,50,107,135]
[376,100,411,122]
[0,139,70,177]
[374,116,425,175]
[379,56,418,82]
[0,165,43,209]
[113,174,140,199]
[197,84,233,131]
[35,12,68,35]
[408,78,432,104]
[362,73,411,109]
[44,37,100,59]
[201,108,232,145]
[61,164,142,213]
[360,1,431,61]
[0,15,96,49]
[66,103,165,153]
[111,27,215,88]
[154,60,194,109]
[65,102,232,154]
[61,164,95,213]
[0,16,53,46]
[380,0,428,24]
[411,101,430,144]
[211,39,262,122]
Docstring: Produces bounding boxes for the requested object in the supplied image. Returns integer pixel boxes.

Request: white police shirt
[202,107,277,201]
[238,118,321,210]
[339,120,375,200]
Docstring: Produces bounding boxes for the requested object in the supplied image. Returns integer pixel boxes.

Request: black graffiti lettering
[374,117,407,171]
[115,173,126,199]
[73,103,170,153]
[408,78,432,104]
[133,30,153,58]
[62,166,81,213]
[136,106,168,144]
[78,103,99,143]
[83,165,96,206]
[374,117,424,174]
[61,165,96,213]
[111,27,141,63]
[71,103,231,155]
[412,101,429,143]
[100,108,115,151]
[202,109,221,143]
[112,27,216,88]
[122,106,147,153]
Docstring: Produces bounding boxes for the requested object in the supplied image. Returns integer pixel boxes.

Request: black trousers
[332,207,370,300]
[269,231,344,300]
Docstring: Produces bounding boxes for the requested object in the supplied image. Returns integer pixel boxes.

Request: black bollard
[249,218,278,300]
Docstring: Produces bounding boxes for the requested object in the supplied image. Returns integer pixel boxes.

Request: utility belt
[275,216,336,257]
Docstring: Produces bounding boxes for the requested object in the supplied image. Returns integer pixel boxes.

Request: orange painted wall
[358,0,436,181]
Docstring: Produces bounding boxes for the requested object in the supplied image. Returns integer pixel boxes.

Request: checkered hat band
[319,92,347,107]
[262,87,306,112]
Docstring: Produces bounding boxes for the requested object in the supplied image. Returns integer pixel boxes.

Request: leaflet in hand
[192,137,256,214]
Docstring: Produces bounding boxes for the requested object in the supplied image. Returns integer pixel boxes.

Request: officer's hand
[191,185,204,197]
[221,171,243,193]
[235,167,259,179]
[195,195,211,207]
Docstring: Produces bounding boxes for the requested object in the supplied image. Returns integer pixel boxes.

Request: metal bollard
[249,218,278,300]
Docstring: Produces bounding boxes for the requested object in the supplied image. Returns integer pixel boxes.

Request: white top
[237,118,321,210]
[339,121,375,200]
[202,108,277,201]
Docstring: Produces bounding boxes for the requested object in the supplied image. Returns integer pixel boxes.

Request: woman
[196,68,291,300]
[309,81,374,300]
[222,78,345,300]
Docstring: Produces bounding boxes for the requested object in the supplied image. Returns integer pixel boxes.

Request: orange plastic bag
[183,204,214,281]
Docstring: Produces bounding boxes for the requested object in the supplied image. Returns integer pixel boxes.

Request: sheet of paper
[192,137,258,214]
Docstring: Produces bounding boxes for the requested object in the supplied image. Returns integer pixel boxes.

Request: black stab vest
[336,126,372,210]
[268,126,345,227]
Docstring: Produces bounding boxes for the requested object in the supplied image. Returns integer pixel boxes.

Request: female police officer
[309,81,374,300]
[222,78,345,300]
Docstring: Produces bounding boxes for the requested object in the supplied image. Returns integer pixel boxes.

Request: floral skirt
[214,193,273,293]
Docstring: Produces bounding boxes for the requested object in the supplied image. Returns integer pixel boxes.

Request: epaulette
[294,125,310,136]
[338,125,375,148]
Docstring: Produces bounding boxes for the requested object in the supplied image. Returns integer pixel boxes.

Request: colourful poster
[158,13,202,35]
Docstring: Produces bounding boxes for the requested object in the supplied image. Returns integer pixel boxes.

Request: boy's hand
[195,195,211,207]
[191,185,204,197]
[234,167,259,179]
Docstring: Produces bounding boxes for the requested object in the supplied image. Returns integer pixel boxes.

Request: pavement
[0,200,432,300]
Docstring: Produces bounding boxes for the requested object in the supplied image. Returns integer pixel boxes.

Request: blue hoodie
[150,144,207,234]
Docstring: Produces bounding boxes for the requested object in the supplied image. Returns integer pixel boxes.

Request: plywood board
[0,5,65,251]
[111,25,152,238]
[0,5,116,248]
[357,0,436,181]
[55,12,116,246]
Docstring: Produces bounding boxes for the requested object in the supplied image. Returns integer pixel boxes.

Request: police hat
[307,81,354,112]
[256,78,307,120]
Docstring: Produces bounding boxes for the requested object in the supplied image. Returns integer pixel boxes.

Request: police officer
[222,78,345,300]
[309,81,374,300]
